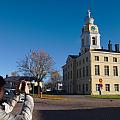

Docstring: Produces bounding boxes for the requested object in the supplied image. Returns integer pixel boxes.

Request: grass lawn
[91,95,120,99]
[33,94,64,100]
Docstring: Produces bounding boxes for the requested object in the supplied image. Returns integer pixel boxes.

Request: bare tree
[17,49,54,96]
[11,71,19,76]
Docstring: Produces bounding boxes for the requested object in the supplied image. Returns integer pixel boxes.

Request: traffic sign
[99,78,103,83]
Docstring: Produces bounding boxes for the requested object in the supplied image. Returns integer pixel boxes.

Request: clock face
[91,26,96,31]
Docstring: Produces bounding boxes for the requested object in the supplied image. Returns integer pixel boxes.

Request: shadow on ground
[33,107,120,120]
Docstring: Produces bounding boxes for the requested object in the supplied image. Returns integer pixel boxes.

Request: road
[12,95,120,120]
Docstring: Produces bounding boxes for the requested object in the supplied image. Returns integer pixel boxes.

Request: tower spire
[85,9,94,24]
[87,0,92,18]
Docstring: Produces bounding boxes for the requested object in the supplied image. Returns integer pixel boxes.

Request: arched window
[92,37,97,45]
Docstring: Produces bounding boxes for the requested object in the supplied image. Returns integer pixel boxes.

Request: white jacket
[0,94,34,120]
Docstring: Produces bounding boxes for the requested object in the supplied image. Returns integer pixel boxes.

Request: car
[4,89,25,102]
[4,89,15,100]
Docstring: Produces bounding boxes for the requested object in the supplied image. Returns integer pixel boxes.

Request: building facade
[62,10,120,95]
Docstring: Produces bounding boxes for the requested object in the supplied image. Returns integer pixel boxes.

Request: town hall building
[62,10,120,95]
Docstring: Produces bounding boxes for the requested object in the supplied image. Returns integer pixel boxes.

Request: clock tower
[81,10,101,54]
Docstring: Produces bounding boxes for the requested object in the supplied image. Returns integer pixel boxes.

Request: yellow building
[62,10,120,95]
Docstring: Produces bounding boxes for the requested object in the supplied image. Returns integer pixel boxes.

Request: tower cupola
[81,10,101,54]
[85,10,94,25]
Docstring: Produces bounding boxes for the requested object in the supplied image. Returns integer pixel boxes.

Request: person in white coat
[0,76,34,120]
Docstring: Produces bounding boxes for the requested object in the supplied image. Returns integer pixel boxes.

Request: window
[104,57,108,62]
[79,84,81,92]
[82,84,85,93]
[77,70,79,78]
[113,66,118,76]
[95,56,99,61]
[83,67,85,77]
[92,37,97,45]
[114,84,119,91]
[86,66,89,76]
[113,57,117,62]
[70,84,72,92]
[68,65,69,69]
[96,84,99,91]
[79,60,81,65]
[95,65,100,75]
[83,59,85,64]
[77,85,79,91]
[86,57,88,62]
[79,69,81,78]
[86,84,88,92]
[65,74,67,80]
[67,85,69,92]
[105,84,110,91]
[76,62,78,66]
[68,72,69,79]
[70,71,72,79]
[104,66,109,76]
[71,63,72,68]
[63,73,65,80]
[65,67,67,71]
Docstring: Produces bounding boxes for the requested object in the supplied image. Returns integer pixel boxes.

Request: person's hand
[15,81,21,95]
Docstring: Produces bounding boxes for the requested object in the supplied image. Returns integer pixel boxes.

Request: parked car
[4,89,25,102]
[4,89,15,100]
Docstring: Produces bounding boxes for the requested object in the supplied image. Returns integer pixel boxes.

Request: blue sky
[0,0,120,77]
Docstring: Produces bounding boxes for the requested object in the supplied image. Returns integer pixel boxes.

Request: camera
[21,81,26,92]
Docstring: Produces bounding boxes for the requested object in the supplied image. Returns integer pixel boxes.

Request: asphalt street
[12,95,120,120]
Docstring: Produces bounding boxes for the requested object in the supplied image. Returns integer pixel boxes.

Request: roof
[5,76,37,82]
[69,55,79,59]
[92,49,120,53]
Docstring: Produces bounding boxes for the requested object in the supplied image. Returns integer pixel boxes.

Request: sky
[0,0,120,77]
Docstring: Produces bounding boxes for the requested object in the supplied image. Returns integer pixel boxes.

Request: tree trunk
[37,81,42,98]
